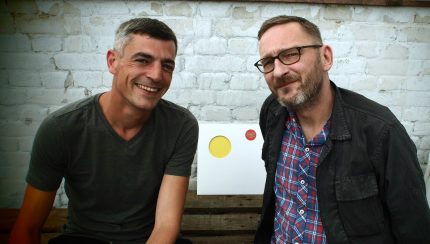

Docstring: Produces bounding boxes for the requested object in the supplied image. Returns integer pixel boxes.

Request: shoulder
[156,99,197,124]
[47,94,98,121]
[337,87,399,126]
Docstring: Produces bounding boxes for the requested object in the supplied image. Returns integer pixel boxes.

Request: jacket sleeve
[379,123,430,242]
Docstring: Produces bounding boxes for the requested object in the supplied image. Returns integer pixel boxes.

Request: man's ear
[107,49,118,74]
[321,45,333,72]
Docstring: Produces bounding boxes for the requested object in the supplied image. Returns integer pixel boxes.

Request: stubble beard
[277,61,324,111]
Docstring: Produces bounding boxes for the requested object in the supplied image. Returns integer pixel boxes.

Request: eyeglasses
[254,45,322,74]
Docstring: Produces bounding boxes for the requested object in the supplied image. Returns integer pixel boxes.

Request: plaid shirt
[272,112,330,244]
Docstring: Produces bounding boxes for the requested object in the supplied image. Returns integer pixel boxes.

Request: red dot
[245,129,256,141]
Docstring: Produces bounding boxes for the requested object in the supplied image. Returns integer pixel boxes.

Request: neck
[295,80,334,142]
[99,91,151,141]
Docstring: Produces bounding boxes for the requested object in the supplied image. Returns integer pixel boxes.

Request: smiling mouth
[135,83,160,93]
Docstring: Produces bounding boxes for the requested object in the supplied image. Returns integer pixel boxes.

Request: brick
[214,19,259,38]
[30,35,62,52]
[330,41,353,59]
[195,37,227,55]
[64,35,92,52]
[404,107,430,122]
[0,53,55,70]
[322,5,352,21]
[73,71,103,88]
[9,70,41,87]
[331,58,366,75]
[351,25,396,42]
[352,7,383,22]
[165,2,194,17]
[18,136,34,152]
[54,53,106,71]
[201,106,231,121]
[422,60,430,76]
[190,90,216,105]
[199,2,231,17]
[15,14,68,34]
[128,2,163,16]
[0,13,15,33]
[356,41,380,58]
[406,92,430,106]
[413,122,430,136]
[401,121,414,136]
[0,137,18,151]
[163,89,192,104]
[230,74,260,90]
[0,34,31,51]
[232,107,258,120]
[94,36,114,54]
[350,75,377,91]
[81,16,122,36]
[41,71,69,89]
[378,77,403,91]
[406,77,430,91]
[217,90,268,106]
[171,72,197,89]
[185,55,246,72]
[194,19,211,37]
[367,60,408,76]
[382,8,414,23]
[381,43,409,59]
[367,91,406,106]
[414,12,430,24]
[228,38,257,55]
[421,137,430,150]
[232,5,259,19]
[17,104,49,122]
[0,88,26,105]
[198,73,230,90]
[399,27,430,43]
[261,4,293,18]
[0,152,30,167]
[0,70,8,87]
[163,19,194,36]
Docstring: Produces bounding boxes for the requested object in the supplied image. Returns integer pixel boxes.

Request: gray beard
[277,77,323,111]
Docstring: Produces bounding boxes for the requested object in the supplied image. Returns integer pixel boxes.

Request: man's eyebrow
[131,52,153,60]
[131,52,175,65]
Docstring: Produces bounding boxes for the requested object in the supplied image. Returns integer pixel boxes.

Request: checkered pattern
[272,112,330,244]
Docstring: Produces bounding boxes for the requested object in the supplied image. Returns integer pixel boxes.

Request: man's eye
[162,64,174,72]
[261,59,274,67]
[136,59,150,64]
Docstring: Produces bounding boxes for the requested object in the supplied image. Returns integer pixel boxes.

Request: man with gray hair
[254,15,430,243]
[9,18,198,244]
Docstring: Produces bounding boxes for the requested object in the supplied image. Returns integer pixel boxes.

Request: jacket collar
[329,81,351,141]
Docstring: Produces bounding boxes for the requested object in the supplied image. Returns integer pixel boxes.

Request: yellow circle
[209,136,231,158]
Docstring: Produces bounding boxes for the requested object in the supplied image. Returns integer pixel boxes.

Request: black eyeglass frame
[254,44,323,74]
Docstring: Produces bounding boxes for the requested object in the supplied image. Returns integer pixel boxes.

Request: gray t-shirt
[26,94,199,242]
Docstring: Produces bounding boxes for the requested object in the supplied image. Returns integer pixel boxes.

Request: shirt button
[300,180,305,185]
[305,147,310,152]
[298,209,304,215]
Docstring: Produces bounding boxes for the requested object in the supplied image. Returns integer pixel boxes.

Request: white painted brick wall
[0,0,429,208]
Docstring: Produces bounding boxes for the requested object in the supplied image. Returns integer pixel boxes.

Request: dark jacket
[255,82,430,244]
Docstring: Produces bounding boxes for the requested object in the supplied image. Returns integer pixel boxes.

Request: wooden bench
[0,191,262,244]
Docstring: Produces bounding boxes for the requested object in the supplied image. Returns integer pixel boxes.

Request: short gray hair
[113,18,177,56]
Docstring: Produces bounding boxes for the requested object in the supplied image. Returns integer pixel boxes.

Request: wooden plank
[186,0,430,7]
[185,191,263,209]
[186,234,255,244]
[181,213,260,232]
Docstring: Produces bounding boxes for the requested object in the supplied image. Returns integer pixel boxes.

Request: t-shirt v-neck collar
[93,93,154,145]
